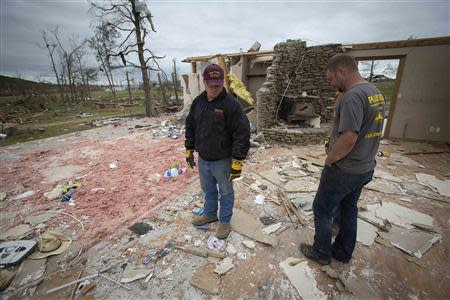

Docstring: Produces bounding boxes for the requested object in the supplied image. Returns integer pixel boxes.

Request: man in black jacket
[185,64,250,239]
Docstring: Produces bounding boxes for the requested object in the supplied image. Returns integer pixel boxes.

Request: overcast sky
[1,0,449,83]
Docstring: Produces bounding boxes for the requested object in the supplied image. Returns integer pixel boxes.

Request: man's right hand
[186,149,196,168]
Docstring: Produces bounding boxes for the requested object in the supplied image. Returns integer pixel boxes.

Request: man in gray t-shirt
[300,54,384,265]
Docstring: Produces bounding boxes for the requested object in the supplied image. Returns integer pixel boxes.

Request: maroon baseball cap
[202,64,224,86]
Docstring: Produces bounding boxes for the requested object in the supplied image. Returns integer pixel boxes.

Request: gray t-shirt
[329,82,385,174]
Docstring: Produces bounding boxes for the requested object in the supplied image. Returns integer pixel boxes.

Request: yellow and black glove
[229,159,244,181]
[186,149,196,168]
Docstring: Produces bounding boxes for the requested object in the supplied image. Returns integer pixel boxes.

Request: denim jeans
[198,157,234,223]
[312,165,373,261]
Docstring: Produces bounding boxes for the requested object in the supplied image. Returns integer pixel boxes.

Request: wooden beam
[217,55,231,93]
[191,62,197,74]
[347,36,450,50]
[384,56,406,138]
[182,50,274,63]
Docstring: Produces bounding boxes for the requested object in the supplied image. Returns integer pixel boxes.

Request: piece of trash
[214,257,235,275]
[158,267,173,278]
[164,168,179,178]
[0,240,37,266]
[259,216,277,225]
[192,207,204,215]
[207,236,226,252]
[378,151,391,157]
[61,188,76,202]
[242,240,256,249]
[237,252,247,260]
[109,161,118,169]
[90,188,105,193]
[288,257,305,266]
[68,201,76,207]
[226,243,237,255]
[158,241,174,258]
[254,194,265,205]
[121,268,152,283]
[128,222,153,236]
[143,249,159,265]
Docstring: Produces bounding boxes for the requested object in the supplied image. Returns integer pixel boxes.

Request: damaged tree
[90,0,164,116]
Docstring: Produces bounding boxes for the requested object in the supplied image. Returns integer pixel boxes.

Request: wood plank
[347,36,450,50]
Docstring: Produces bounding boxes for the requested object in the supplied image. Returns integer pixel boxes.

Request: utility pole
[172,58,179,102]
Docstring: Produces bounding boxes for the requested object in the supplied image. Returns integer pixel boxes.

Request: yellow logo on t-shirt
[368,94,385,107]
[375,112,383,122]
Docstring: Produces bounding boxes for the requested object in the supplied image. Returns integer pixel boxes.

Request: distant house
[372,74,393,82]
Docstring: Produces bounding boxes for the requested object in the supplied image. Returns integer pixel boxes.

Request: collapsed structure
[181,36,450,144]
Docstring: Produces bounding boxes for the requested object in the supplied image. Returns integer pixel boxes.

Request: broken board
[230,208,277,246]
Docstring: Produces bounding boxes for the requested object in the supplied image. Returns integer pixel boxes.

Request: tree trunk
[126,71,132,101]
[157,72,167,108]
[132,1,152,117]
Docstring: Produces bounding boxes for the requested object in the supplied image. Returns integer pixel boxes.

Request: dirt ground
[1,116,449,299]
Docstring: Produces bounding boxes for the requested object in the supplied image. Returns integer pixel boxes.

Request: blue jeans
[198,157,234,223]
[312,165,373,261]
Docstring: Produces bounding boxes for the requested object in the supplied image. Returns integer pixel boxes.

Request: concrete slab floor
[0,118,449,299]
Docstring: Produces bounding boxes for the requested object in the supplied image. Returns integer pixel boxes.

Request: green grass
[0,87,182,146]
[373,80,396,109]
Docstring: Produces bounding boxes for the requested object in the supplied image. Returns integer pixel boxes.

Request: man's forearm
[325,131,358,166]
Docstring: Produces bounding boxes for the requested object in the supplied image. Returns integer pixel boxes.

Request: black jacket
[185,88,250,161]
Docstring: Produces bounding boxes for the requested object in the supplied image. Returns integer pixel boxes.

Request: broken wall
[348,44,450,143]
[256,40,343,131]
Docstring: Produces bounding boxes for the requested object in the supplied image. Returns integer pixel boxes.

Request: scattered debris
[416,173,450,197]
[287,257,305,266]
[254,194,265,205]
[225,243,237,255]
[338,273,380,298]
[128,222,153,236]
[259,216,277,225]
[43,185,63,200]
[30,230,72,259]
[262,222,282,235]
[25,210,61,226]
[11,190,35,201]
[370,202,434,230]
[0,192,6,201]
[0,240,37,266]
[380,226,441,258]
[175,245,226,259]
[319,265,339,279]
[158,267,173,279]
[190,264,220,295]
[356,219,378,246]
[192,207,204,215]
[207,236,226,252]
[0,269,15,291]
[121,267,153,283]
[214,257,235,275]
[109,161,118,169]
[0,224,32,240]
[279,257,326,299]
[242,240,256,249]
[230,208,277,246]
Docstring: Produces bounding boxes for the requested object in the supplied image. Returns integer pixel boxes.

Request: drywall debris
[158,267,173,279]
[242,240,256,249]
[284,180,318,193]
[380,226,441,258]
[416,173,450,197]
[11,190,35,201]
[121,267,153,283]
[190,264,220,295]
[25,211,61,226]
[230,208,277,246]
[373,202,434,230]
[356,219,378,246]
[262,222,282,235]
[279,257,326,299]
[44,185,62,200]
[365,179,402,194]
[226,243,237,255]
[0,192,6,202]
[338,273,380,298]
[214,257,235,275]
[374,169,403,183]
[0,224,32,240]
[10,258,46,289]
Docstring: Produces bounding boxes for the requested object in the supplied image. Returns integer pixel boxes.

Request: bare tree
[89,23,119,101]
[41,29,65,102]
[90,0,164,116]
[359,60,379,82]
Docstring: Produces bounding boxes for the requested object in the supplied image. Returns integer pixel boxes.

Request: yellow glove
[186,149,196,168]
[229,159,243,181]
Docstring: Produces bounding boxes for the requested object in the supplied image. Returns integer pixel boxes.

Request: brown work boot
[216,223,231,239]
[192,215,218,226]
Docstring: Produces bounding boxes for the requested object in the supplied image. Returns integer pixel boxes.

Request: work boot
[216,223,231,239]
[192,215,218,226]
[300,243,331,265]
